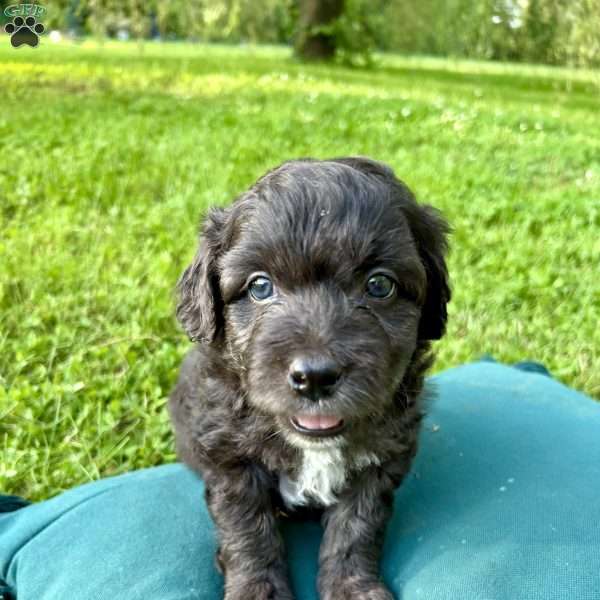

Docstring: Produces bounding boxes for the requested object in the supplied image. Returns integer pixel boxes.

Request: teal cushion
[1,361,599,600]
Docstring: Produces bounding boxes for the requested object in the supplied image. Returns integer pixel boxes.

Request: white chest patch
[279,446,346,508]
[278,447,381,509]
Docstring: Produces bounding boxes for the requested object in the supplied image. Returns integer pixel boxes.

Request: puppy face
[177,158,450,449]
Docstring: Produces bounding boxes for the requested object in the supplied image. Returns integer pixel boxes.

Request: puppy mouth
[290,414,346,437]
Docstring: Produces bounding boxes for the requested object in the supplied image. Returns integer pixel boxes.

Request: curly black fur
[169,157,451,600]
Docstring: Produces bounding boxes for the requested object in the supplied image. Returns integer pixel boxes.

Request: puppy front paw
[224,571,294,600]
[320,577,394,600]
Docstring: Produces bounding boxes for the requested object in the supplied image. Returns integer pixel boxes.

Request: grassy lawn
[1,41,599,501]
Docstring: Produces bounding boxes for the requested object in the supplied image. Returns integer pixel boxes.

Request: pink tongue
[295,415,342,430]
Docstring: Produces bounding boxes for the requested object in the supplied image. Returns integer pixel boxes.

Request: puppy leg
[318,467,399,600]
[204,464,293,600]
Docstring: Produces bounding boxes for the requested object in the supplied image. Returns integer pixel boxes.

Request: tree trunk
[295,0,345,60]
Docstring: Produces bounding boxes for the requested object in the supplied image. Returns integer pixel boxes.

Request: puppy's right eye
[248,276,274,301]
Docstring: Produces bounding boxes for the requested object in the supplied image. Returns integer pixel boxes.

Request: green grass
[1,40,599,501]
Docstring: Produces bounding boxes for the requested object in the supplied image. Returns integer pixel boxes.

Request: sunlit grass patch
[1,41,598,500]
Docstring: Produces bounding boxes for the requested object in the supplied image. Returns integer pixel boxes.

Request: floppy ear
[407,204,451,341]
[176,207,227,343]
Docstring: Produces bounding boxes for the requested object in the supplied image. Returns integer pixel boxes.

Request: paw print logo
[4,15,45,48]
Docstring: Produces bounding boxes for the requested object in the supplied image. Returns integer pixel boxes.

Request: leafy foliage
[379,0,600,67]
[10,0,600,67]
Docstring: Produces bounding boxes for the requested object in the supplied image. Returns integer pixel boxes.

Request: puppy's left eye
[248,275,274,301]
[366,274,396,299]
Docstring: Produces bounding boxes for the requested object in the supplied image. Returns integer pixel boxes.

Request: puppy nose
[288,357,342,398]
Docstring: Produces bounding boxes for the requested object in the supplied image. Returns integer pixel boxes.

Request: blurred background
[2,0,600,67]
[1,0,598,500]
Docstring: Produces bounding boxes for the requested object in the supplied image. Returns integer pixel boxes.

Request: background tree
[294,0,345,60]
[20,0,600,68]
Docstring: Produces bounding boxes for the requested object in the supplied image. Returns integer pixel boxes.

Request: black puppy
[170,157,450,600]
